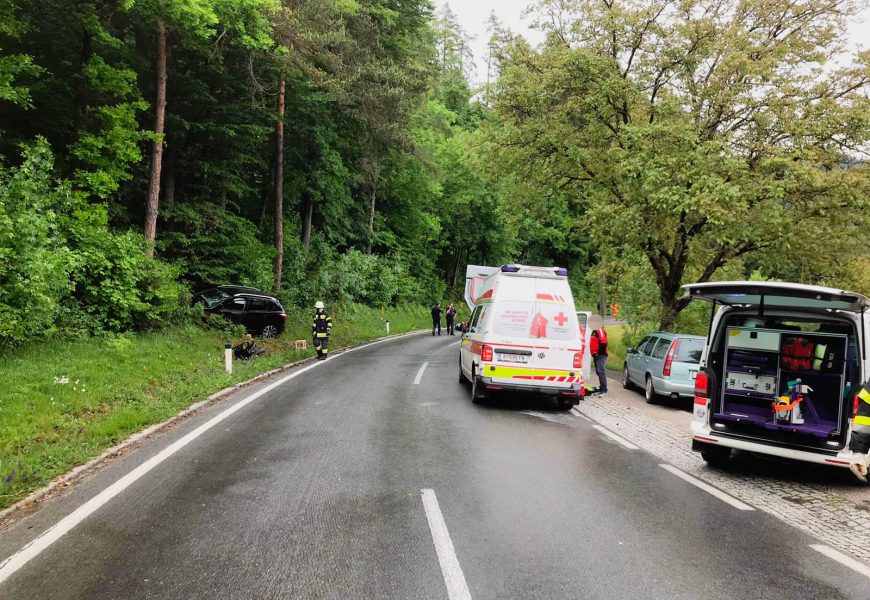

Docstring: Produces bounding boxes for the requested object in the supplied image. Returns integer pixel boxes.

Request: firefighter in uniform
[850,382,870,482]
[312,301,333,361]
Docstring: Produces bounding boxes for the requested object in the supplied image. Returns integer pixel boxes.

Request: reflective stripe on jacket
[313,310,332,338]
[850,383,870,455]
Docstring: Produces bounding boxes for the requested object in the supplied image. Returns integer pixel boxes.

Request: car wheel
[621,366,633,390]
[700,445,732,468]
[645,376,657,404]
[262,324,279,338]
[471,368,486,404]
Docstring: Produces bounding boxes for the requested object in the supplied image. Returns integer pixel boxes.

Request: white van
[684,281,869,469]
[459,264,584,409]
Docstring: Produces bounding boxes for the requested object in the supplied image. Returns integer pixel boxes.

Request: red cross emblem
[554,312,568,326]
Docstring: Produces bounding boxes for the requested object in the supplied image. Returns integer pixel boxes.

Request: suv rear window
[675,339,704,363]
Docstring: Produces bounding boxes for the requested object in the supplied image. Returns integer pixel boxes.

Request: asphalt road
[1,333,868,599]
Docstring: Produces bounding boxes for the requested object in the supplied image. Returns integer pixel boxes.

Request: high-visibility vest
[851,382,870,454]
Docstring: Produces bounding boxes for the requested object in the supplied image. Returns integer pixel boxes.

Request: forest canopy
[1,0,868,345]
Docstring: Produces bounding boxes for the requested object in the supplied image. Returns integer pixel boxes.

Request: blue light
[501,264,520,273]
[554,267,569,276]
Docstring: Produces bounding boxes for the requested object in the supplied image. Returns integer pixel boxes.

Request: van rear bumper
[479,376,583,398]
[691,425,853,468]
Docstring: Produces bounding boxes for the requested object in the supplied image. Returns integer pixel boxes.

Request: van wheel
[471,368,486,404]
[644,376,658,404]
[557,398,574,411]
[621,366,633,390]
[700,445,732,468]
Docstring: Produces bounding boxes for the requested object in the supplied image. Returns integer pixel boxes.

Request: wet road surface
[1,333,868,599]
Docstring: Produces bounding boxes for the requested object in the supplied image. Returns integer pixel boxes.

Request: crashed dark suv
[204,293,287,338]
[191,285,263,308]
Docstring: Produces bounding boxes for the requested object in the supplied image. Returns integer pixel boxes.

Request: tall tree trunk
[273,78,286,292]
[367,186,376,255]
[302,192,313,251]
[144,19,168,257]
[451,245,463,291]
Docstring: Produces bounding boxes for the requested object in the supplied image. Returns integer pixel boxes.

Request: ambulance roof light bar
[501,264,520,273]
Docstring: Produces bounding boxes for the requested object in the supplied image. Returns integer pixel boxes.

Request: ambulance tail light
[853,392,861,419]
[482,345,493,362]
[663,339,679,377]
[573,352,582,369]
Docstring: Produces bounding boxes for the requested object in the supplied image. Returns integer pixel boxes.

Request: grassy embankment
[605,325,627,370]
[0,304,430,510]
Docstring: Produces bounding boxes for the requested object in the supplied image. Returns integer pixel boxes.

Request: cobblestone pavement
[577,380,870,567]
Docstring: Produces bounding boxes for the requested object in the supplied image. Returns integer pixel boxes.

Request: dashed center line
[414,362,429,385]
[421,489,472,600]
[810,544,870,580]
[591,424,639,450]
[658,464,755,511]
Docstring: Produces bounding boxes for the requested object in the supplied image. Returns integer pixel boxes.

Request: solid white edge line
[658,464,755,512]
[0,331,422,586]
[810,544,870,580]
[414,361,429,385]
[421,489,472,600]
[591,424,639,450]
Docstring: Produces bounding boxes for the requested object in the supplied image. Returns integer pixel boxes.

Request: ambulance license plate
[498,353,528,364]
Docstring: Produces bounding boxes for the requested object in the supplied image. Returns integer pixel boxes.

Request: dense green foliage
[1,0,868,345]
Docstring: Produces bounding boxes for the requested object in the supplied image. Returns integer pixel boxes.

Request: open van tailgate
[682,281,869,314]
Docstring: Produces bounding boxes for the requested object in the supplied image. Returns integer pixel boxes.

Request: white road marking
[591,424,639,450]
[658,464,755,512]
[571,408,591,421]
[414,362,429,385]
[810,544,870,580]
[0,333,421,586]
[421,489,472,600]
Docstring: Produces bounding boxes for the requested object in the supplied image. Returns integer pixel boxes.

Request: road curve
[1,333,868,599]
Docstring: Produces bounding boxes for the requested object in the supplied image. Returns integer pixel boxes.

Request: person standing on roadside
[588,315,608,397]
[446,303,457,335]
[431,303,443,336]
[312,301,332,360]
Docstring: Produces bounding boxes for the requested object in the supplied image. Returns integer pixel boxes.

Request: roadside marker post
[224,343,232,374]
[386,320,390,336]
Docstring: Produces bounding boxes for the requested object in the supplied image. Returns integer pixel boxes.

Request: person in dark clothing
[431,303,442,336]
[446,303,457,335]
[312,301,333,360]
[588,315,608,396]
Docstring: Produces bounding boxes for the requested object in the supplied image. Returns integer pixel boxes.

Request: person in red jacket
[588,316,608,397]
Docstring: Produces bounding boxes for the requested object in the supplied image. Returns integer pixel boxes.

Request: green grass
[0,304,429,510]
[604,325,627,370]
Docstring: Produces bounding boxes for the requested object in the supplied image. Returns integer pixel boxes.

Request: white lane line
[413,362,429,385]
[658,464,755,512]
[0,333,420,586]
[421,489,472,600]
[591,424,639,450]
[570,408,591,421]
[810,544,870,580]
[450,341,460,347]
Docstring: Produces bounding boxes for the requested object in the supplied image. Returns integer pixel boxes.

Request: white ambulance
[459,264,585,409]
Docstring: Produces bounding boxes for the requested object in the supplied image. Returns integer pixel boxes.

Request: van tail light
[573,352,582,369]
[663,339,678,377]
[694,371,709,401]
[481,344,493,362]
